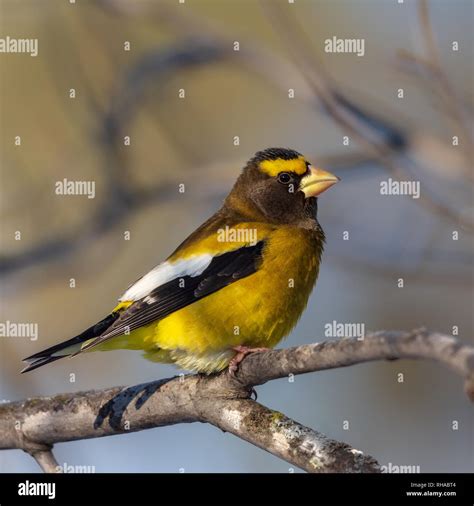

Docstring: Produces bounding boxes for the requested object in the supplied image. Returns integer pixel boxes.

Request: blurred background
[0,0,473,473]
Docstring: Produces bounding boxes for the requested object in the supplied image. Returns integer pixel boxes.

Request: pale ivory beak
[299,166,340,198]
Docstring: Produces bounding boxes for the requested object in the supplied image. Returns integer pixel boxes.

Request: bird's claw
[228,345,270,377]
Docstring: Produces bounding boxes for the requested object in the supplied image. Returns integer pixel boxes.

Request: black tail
[21,312,120,373]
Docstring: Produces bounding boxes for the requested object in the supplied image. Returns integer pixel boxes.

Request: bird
[22,148,339,375]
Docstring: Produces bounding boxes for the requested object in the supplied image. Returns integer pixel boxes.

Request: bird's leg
[228,345,270,376]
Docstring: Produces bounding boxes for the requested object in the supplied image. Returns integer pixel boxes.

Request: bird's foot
[228,345,270,377]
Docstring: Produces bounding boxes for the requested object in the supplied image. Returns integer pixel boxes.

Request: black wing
[78,241,265,353]
[21,312,121,373]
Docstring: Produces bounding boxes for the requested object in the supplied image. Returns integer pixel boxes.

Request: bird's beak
[299,166,340,198]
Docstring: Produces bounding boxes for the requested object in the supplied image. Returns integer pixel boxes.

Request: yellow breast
[161,226,320,364]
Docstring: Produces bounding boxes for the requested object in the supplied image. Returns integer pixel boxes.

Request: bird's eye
[277,172,291,184]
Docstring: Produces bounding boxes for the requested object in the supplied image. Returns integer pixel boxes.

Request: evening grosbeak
[22,148,339,374]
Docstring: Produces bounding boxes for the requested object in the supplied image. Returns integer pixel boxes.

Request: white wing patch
[119,254,214,302]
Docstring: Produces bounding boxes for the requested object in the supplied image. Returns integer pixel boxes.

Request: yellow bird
[22,148,339,374]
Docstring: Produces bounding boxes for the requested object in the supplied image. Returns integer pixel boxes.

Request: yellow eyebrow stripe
[259,156,307,177]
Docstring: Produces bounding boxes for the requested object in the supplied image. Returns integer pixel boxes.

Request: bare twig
[418,0,473,156]
[27,448,61,474]
[261,1,474,232]
[395,1,473,180]
[202,399,379,473]
[1,330,472,473]
[3,3,472,275]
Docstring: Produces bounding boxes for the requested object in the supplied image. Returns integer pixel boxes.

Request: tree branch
[234,329,474,394]
[1,330,472,473]
[28,448,61,474]
[202,399,380,473]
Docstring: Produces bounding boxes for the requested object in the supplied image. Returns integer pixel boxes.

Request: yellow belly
[97,226,322,373]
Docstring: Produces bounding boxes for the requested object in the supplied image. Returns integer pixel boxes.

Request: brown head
[224,148,339,226]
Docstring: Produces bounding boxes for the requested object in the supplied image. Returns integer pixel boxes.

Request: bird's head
[225,147,339,225]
